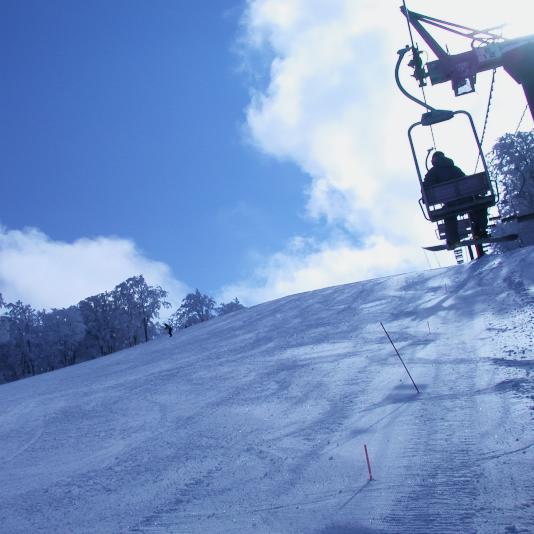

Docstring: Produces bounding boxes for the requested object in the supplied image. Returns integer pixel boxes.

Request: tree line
[0,276,244,384]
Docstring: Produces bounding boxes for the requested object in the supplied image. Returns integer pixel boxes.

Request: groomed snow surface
[1,248,533,534]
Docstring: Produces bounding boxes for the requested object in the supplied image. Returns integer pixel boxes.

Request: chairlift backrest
[423,171,495,221]
[424,171,489,205]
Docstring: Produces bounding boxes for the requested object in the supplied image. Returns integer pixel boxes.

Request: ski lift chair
[407,110,498,226]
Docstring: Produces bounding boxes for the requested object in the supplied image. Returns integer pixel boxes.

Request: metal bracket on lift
[399,5,534,118]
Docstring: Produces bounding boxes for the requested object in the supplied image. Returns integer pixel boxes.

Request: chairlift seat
[423,171,495,221]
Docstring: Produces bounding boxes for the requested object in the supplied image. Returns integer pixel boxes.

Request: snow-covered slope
[1,248,533,534]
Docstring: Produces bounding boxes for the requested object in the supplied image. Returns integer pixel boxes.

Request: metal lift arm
[400,5,534,118]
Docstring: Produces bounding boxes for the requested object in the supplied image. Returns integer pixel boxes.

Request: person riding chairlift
[424,151,489,250]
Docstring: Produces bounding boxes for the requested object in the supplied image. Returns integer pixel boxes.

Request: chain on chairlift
[475,68,497,172]
[514,105,529,134]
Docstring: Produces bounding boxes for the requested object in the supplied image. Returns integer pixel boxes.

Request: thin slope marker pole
[364,444,373,481]
[380,322,420,394]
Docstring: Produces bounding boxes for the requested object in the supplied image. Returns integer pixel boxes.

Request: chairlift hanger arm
[395,47,435,111]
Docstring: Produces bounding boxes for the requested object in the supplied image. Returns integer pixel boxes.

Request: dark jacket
[424,156,465,185]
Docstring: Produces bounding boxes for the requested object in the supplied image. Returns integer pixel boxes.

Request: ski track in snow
[0,248,533,533]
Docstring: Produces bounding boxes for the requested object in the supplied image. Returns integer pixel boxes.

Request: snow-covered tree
[489,130,534,248]
[114,275,170,344]
[0,293,8,344]
[41,307,86,367]
[3,301,40,377]
[490,130,534,217]
[78,292,119,356]
[170,289,215,329]
[216,297,245,316]
[0,294,13,380]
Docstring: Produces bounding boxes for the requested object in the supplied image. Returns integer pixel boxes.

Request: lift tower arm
[400,6,534,120]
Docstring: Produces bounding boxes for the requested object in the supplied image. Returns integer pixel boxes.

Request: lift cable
[402,0,417,50]
[402,0,437,149]
[475,68,497,172]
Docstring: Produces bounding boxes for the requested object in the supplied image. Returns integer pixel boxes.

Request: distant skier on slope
[424,151,489,250]
[163,323,173,337]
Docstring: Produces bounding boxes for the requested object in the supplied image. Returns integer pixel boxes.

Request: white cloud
[0,226,188,311]
[232,0,533,303]
[243,0,412,227]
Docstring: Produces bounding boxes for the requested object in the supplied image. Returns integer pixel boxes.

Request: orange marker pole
[364,444,373,481]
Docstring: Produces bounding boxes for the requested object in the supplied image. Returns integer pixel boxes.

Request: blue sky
[1,0,316,300]
[1,0,532,311]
